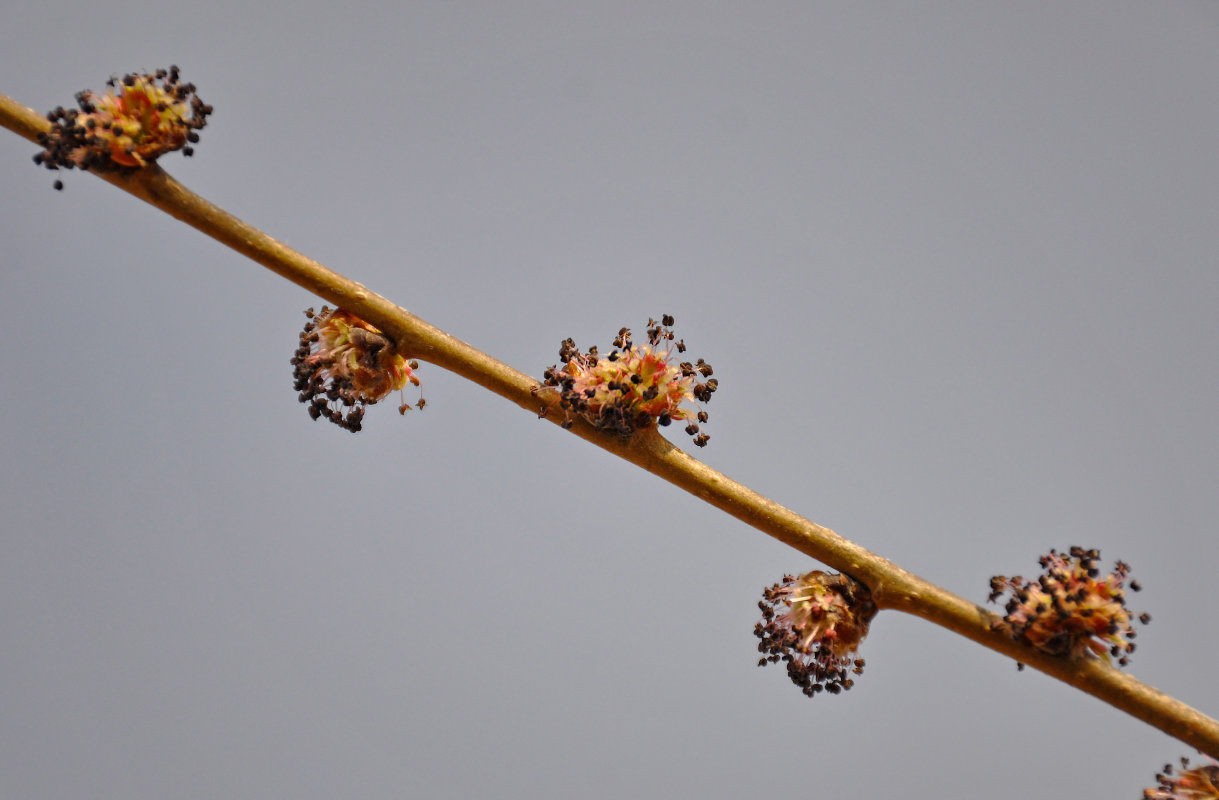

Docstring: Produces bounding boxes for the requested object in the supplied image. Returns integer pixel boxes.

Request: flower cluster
[33,66,211,188]
[539,315,716,446]
[291,306,422,432]
[988,546,1149,667]
[754,571,876,697]
[1145,758,1219,800]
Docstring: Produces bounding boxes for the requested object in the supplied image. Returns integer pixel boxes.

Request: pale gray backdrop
[2,3,1217,798]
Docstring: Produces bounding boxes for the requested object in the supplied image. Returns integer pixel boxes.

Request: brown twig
[3,90,1215,757]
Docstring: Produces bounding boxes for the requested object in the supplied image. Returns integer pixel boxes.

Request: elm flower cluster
[988,546,1149,667]
[291,306,422,433]
[754,571,876,698]
[1145,758,1219,800]
[33,66,211,188]
[539,315,716,446]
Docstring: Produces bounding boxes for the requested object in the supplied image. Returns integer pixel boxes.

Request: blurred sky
[2,3,1217,798]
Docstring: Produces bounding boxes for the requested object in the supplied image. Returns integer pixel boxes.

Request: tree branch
[3,91,1215,757]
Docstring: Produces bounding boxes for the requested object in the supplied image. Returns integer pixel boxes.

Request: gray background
[2,3,1217,798]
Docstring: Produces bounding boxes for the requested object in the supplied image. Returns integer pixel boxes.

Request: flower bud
[291,306,421,432]
[538,315,715,446]
[754,571,876,697]
[1144,757,1219,799]
[988,546,1147,667]
[34,67,211,186]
